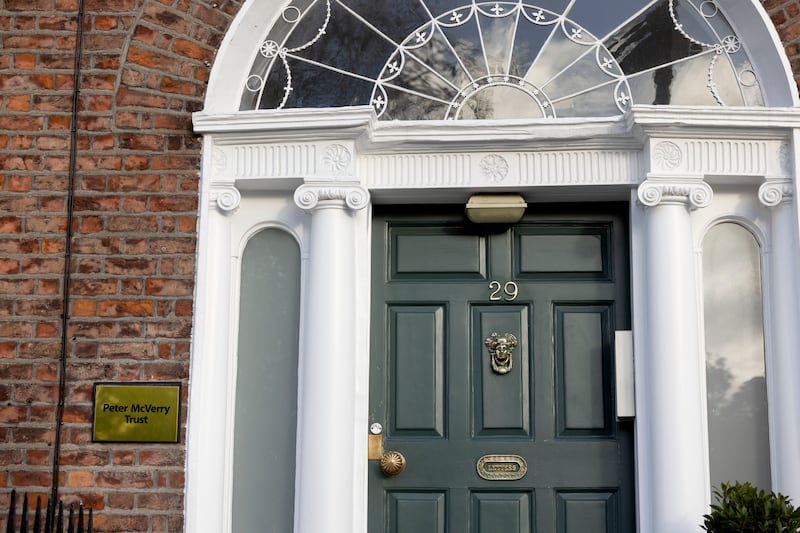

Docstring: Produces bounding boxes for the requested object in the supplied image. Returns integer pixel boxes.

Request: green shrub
[702,481,800,532]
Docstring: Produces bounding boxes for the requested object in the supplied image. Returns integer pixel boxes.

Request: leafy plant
[702,481,800,532]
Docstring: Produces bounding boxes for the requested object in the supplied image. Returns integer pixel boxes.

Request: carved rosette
[759,180,794,207]
[652,141,683,171]
[322,144,352,174]
[637,180,712,209]
[294,184,370,211]
[213,185,242,214]
[479,154,510,183]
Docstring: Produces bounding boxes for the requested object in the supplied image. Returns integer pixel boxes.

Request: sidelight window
[232,228,301,532]
[702,222,771,491]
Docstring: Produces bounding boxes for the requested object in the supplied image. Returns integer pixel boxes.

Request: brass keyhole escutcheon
[380,451,406,477]
[485,332,518,375]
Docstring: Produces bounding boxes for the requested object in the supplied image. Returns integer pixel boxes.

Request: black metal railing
[4,490,92,533]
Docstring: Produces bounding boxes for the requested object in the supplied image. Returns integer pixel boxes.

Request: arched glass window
[233,228,301,532]
[241,0,764,118]
[703,222,770,491]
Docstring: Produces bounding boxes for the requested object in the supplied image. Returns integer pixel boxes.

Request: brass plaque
[93,382,180,443]
[476,454,528,481]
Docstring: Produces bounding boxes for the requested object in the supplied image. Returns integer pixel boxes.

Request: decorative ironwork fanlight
[242,0,763,119]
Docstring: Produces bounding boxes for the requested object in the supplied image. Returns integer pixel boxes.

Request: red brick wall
[767,0,800,83]
[0,1,242,531]
[0,1,798,532]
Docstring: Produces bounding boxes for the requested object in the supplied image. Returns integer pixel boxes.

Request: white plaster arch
[693,196,772,251]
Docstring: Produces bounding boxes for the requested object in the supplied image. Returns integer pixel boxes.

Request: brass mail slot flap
[477,454,528,481]
[93,382,181,443]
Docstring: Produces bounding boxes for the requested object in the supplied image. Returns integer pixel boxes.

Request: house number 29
[489,281,518,301]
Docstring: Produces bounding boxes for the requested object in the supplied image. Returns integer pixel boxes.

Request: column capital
[759,178,794,207]
[637,178,712,209]
[210,183,242,214]
[294,183,370,211]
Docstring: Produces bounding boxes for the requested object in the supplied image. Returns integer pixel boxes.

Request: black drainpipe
[51,0,86,507]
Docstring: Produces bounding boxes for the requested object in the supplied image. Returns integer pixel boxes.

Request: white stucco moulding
[194,106,800,199]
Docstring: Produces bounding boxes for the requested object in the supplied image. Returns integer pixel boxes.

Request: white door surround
[188,2,800,532]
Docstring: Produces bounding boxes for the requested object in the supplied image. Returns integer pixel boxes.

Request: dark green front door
[368,205,634,533]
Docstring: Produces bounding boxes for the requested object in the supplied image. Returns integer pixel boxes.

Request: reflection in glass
[703,223,771,491]
[241,0,765,117]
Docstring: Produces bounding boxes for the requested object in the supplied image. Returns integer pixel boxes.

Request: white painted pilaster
[293,183,370,533]
[185,182,242,533]
[636,177,712,533]
[759,176,800,501]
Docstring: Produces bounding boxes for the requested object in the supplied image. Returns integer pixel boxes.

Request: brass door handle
[380,451,406,477]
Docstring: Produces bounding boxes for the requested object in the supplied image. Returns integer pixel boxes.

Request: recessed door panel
[370,206,633,533]
[388,492,447,533]
[557,491,618,533]
[390,226,487,279]
[515,224,612,280]
[555,305,614,437]
[390,305,446,436]
[471,492,533,533]
[472,305,531,436]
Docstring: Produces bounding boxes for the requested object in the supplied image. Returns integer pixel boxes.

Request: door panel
[556,491,618,533]
[471,492,533,533]
[472,305,531,436]
[388,491,446,533]
[514,224,612,279]
[555,305,614,436]
[390,306,446,436]
[390,226,487,279]
[369,205,634,533]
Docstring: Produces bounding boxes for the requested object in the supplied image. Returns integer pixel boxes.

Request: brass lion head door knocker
[484,332,518,375]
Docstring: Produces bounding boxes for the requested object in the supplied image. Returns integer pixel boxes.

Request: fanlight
[241,0,764,119]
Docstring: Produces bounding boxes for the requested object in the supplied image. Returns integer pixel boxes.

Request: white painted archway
[188,2,800,532]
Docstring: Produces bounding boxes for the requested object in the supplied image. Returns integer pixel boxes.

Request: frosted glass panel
[703,223,770,490]
[233,229,301,533]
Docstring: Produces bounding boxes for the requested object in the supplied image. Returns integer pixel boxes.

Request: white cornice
[195,105,800,148]
[632,105,800,139]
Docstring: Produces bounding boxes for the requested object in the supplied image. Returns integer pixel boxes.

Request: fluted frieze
[294,184,370,211]
[759,179,794,207]
[638,179,713,208]
[648,139,785,177]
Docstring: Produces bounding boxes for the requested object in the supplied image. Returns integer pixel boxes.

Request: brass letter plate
[476,454,528,481]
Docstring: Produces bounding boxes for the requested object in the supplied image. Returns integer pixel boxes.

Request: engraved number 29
[489,281,519,301]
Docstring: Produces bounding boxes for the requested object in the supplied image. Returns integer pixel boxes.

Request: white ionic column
[637,179,712,533]
[293,184,370,533]
[759,178,800,500]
